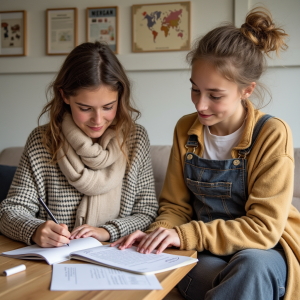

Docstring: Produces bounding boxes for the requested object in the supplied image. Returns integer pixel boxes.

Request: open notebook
[2,237,198,274]
[1,237,101,264]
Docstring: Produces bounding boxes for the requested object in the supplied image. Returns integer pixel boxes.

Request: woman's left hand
[70,225,110,242]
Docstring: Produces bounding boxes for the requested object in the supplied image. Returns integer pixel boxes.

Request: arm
[147,123,194,232]
[0,129,70,246]
[0,133,45,244]
[176,119,295,254]
[99,125,159,242]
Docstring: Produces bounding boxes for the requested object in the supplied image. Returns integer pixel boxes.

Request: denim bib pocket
[186,178,232,198]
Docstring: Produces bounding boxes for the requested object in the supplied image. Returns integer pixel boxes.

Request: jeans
[177,245,287,300]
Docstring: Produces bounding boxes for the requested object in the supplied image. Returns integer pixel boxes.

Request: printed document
[50,264,162,290]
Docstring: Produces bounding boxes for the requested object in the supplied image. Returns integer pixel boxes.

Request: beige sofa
[1,146,300,210]
[1,146,300,300]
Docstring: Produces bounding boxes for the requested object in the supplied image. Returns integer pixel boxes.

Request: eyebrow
[75,100,117,107]
[189,78,226,92]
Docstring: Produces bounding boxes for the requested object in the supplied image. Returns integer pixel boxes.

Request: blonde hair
[187,7,288,108]
[39,42,140,164]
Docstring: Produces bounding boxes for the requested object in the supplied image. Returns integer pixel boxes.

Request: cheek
[71,109,89,125]
[104,108,118,122]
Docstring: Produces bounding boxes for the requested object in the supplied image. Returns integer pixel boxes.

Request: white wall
[0,0,299,153]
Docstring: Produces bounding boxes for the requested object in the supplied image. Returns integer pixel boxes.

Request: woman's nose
[91,111,102,125]
[195,95,209,112]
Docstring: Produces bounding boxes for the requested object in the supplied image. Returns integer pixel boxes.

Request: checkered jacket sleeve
[0,130,46,244]
[100,124,159,242]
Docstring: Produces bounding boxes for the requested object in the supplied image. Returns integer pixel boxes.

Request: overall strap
[238,114,273,158]
[185,134,198,153]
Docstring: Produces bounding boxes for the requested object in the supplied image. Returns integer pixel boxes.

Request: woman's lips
[198,112,213,119]
[88,125,103,131]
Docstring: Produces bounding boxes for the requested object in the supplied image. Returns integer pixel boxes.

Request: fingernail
[140,248,144,253]
[145,250,149,254]
[137,247,140,251]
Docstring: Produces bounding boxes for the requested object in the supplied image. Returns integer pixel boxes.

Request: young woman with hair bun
[113,8,300,300]
[0,42,158,248]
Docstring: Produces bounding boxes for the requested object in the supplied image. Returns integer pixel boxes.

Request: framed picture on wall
[132,2,190,53]
[0,10,27,57]
[86,7,118,54]
[46,8,77,55]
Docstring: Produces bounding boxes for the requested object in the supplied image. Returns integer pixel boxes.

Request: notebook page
[2,237,102,265]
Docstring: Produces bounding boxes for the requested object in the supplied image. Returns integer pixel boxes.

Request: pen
[38,198,69,247]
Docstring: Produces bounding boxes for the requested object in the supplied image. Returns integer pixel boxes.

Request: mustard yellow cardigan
[148,100,300,300]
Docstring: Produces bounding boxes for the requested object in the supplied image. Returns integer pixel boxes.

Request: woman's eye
[191,87,200,93]
[79,107,90,112]
[210,95,221,100]
[103,106,113,111]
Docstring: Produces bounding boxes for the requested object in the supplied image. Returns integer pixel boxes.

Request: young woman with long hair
[0,42,158,247]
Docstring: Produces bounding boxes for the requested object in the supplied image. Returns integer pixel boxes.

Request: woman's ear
[59,88,70,105]
[241,82,256,100]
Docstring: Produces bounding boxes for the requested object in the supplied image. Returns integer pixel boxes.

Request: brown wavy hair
[187,7,288,108]
[38,42,140,164]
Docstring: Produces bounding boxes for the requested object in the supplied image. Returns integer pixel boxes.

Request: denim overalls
[184,114,273,223]
[178,114,287,300]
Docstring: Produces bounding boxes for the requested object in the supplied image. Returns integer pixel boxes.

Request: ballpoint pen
[38,197,70,246]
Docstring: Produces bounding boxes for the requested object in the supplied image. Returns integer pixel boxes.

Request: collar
[186,100,259,158]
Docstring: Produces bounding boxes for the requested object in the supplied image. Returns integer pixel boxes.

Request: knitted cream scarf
[58,113,126,229]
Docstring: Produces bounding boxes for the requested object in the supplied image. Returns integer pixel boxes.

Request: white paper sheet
[71,245,198,274]
[50,264,162,290]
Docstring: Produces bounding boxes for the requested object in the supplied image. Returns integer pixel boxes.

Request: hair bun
[240,7,288,56]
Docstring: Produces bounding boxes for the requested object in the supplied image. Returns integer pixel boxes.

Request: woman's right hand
[31,220,71,247]
[111,227,181,255]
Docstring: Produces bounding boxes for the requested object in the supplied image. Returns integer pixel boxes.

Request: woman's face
[190,59,254,135]
[62,86,118,143]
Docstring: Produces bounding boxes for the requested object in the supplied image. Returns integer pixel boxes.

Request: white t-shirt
[202,121,246,160]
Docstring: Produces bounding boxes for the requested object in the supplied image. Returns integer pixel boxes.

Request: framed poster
[132,2,190,53]
[86,7,118,54]
[0,10,26,57]
[46,8,77,55]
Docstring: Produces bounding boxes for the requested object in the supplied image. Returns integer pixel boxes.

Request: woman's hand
[111,230,147,249]
[70,225,110,242]
[111,227,181,255]
[31,220,70,248]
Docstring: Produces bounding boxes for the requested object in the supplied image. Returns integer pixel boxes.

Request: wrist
[99,227,110,241]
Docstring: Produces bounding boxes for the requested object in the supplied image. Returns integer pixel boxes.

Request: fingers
[53,223,70,238]
[32,221,71,247]
[137,228,166,254]
[70,225,91,239]
[118,231,147,250]
[110,236,127,247]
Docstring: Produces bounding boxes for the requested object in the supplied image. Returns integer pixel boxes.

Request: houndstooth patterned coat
[0,124,158,244]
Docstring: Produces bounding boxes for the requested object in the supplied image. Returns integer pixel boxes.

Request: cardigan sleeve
[146,122,194,233]
[99,125,159,242]
[0,131,45,245]
[175,118,296,254]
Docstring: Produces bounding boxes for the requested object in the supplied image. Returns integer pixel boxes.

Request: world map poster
[132,2,190,52]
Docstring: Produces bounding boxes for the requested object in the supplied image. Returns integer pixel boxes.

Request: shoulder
[24,124,51,158]
[251,112,293,162]
[127,124,151,164]
[176,112,198,130]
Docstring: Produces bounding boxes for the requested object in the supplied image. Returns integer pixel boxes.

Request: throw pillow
[0,165,17,204]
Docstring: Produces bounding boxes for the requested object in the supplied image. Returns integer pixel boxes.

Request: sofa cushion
[0,147,23,167]
[0,164,17,203]
[150,145,171,199]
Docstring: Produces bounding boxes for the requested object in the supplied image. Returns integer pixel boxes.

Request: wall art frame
[86,6,119,54]
[132,2,190,53]
[0,10,27,57]
[46,7,77,55]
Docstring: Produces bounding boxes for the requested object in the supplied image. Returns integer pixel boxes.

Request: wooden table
[0,235,197,300]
